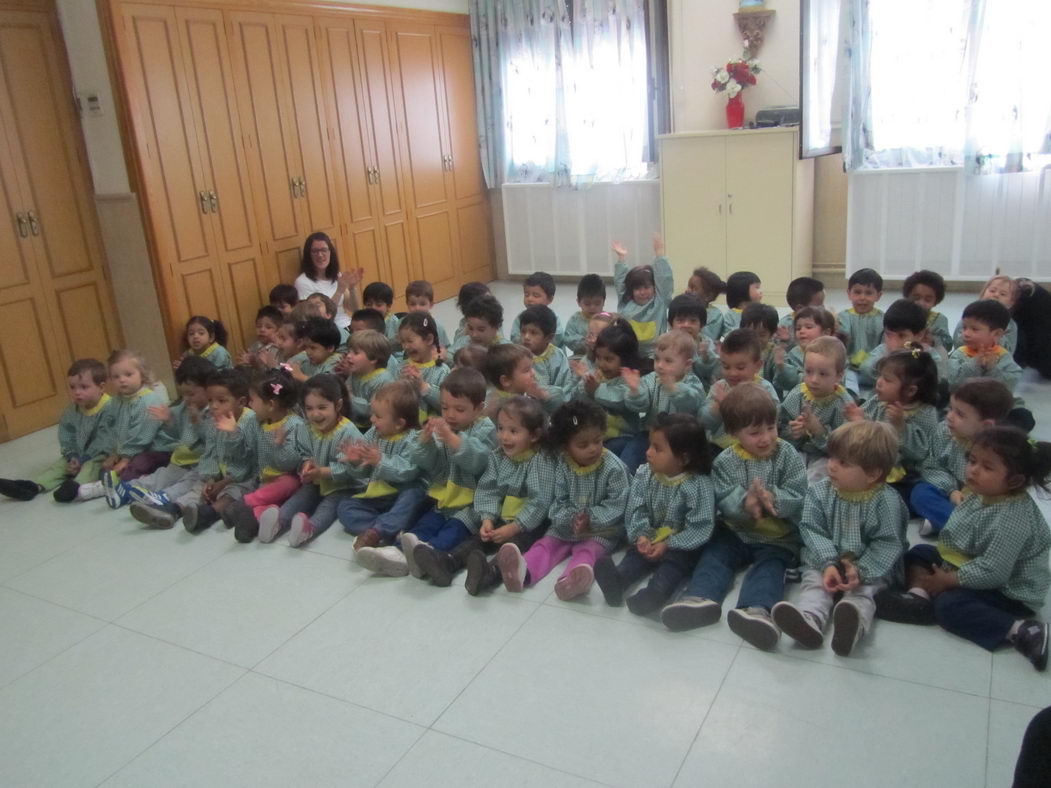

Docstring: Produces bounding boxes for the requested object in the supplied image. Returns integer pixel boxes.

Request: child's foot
[413,543,454,586]
[102,471,131,509]
[464,551,499,596]
[918,518,936,538]
[772,601,824,649]
[257,506,281,543]
[230,502,259,543]
[554,564,593,601]
[0,478,40,501]
[626,586,664,617]
[182,503,217,534]
[53,478,80,503]
[874,588,935,625]
[287,514,315,547]
[353,528,381,551]
[76,481,105,501]
[727,606,780,651]
[129,501,178,530]
[126,483,169,508]
[1013,620,1049,671]
[496,543,526,592]
[831,600,863,657]
[400,533,425,579]
[356,545,409,577]
[593,555,624,607]
[660,596,721,632]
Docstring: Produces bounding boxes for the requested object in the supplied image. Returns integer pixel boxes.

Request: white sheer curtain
[801,0,843,157]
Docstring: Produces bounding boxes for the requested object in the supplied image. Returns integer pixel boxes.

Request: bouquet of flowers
[710,57,761,99]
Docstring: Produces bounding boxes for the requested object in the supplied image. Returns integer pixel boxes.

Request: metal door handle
[15,212,28,237]
[290,177,299,198]
[27,209,40,236]
[209,190,218,213]
[728,202,733,215]
[296,177,305,197]
[447,155,453,170]
[718,203,722,215]
[200,191,210,214]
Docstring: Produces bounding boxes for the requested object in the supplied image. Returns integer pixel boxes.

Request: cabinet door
[725,132,794,297]
[437,25,494,288]
[177,7,264,351]
[388,23,459,301]
[660,136,727,286]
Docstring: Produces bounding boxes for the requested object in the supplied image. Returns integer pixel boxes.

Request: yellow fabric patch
[714,433,735,448]
[501,495,526,520]
[801,383,847,405]
[354,480,399,499]
[936,542,970,569]
[427,479,475,510]
[170,445,200,467]
[959,344,1007,359]
[260,466,286,483]
[833,483,883,503]
[83,393,111,416]
[749,516,793,541]
[359,367,386,383]
[850,348,869,367]
[567,450,605,476]
[198,342,221,359]
[887,465,906,484]
[629,319,657,343]
[263,415,292,433]
[652,525,676,543]
[604,412,627,439]
[533,344,556,364]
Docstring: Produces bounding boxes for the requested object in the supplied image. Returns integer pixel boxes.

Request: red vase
[726,94,745,129]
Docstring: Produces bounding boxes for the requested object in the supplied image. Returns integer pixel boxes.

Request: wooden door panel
[0,141,32,289]
[276,244,302,286]
[456,200,494,282]
[0,296,61,410]
[54,283,116,363]
[227,257,264,352]
[348,226,383,288]
[438,28,485,203]
[179,266,223,327]
[383,220,412,299]
[390,27,449,210]
[356,22,405,219]
[414,210,455,288]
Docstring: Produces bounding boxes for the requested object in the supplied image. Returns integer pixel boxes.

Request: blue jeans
[337,487,430,538]
[277,484,350,538]
[604,434,646,476]
[401,507,471,552]
[910,482,955,532]
[685,526,795,611]
[617,546,698,601]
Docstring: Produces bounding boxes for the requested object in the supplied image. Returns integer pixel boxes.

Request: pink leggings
[523,535,608,586]
[243,474,301,519]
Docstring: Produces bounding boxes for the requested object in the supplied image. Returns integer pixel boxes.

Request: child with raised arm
[839,268,885,372]
[613,234,674,357]
[594,414,715,615]
[663,383,806,649]
[564,274,607,357]
[700,328,781,450]
[509,272,564,347]
[878,427,1051,672]
[773,421,907,656]
[497,400,629,601]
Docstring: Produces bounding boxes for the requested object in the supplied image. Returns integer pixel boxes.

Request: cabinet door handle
[447,155,453,170]
[15,212,28,237]
[297,177,305,197]
[728,201,733,215]
[718,203,722,215]
[290,177,298,198]
[209,190,218,213]
[27,209,40,236]
[200,191,211,214]
[372,168,379,184]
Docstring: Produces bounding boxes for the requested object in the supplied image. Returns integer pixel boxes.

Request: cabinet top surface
[658,127,799,141]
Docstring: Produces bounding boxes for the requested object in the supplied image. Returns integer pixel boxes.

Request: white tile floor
[1,282,1050,787]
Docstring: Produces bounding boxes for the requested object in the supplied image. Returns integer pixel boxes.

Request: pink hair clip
[279,363,293,373]
[271,382,283,395]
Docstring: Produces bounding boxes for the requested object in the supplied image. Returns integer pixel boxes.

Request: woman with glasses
[293,232,359,328]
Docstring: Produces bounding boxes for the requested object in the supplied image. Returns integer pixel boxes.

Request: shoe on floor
[230,502,259,543]
[660,596,721,632]
[874,588,935,625]
[0,478,39,501]
[626,586,665,617]
[129,501,178,530]
[287,513,315,547]
[413,543,453,586]
[554,564,594,601]
[76,480,105,501]
[53,478,80,503]
[353,528,381,552]
[1013,620,1049,672]
[593,555,624,607]
[727,606,780,651]
[182,503,217,534]
[831,600,864,657]
[464,550,499,596]
[918,518,936,538]
[126,483,169,507]
[496,543,527,592]
[772,601,824,649]
[102,471,131,509]
[400,532,425,579]
[257,506,281,543]
[356,545,409,577]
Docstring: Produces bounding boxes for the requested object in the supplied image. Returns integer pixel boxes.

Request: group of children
[2,241,1049,672]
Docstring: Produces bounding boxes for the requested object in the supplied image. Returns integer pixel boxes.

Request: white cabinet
[659,128,813,302]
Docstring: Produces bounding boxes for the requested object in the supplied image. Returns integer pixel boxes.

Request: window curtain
[470,0,653,188]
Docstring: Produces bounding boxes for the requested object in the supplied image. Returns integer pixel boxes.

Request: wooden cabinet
[659,128,813,302]
[105,1,494,350]
[0,5,121,439]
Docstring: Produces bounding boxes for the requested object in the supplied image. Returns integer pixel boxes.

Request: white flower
[726,79,742,98]
[715,68,730,84]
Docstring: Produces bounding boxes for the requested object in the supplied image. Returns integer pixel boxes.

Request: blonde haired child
[952,274,1019,352]
[338,329,394,431]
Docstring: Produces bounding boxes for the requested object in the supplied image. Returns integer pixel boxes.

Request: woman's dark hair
[398,311,442,355]
[302,373,350,417]
[456,281,491,313]
[877,344,939,406]
[970,426,1051,491]
[299,231,341,281]
[251,366,300,411]
[206,367,249,400]
[594,318,642,370]
[174,355,215,388]
[186,315,228,348]
[497,395,547,439]
[726,271,761,309]
[652,412,712,474]
[545,399,607,452]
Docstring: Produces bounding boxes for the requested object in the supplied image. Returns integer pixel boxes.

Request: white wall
[669,0,799,132]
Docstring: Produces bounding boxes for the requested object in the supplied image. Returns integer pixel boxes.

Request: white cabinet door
[661,135,727,287]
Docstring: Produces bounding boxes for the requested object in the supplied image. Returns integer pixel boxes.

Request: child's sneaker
[727,606,780,651]
[874,588,935,624]
[496,543,527,592]
[257,506,281,543]
[1013,620,1049,671]
[356,545,409,577]
[182,503,218,534]
[53,478,80,503]
[413,543,454,586]
[0,478,39,501]
[554,564,593,601]
[772,601,824,649]
[626,586,664,617]
[287,513,315,547]
[593,555,624,607]
[75,480,105,501]
[400,532,425,579]
[102,471,131,509]
[126,484,169,507]
[129,501,179,529]
[353,528,381,551]
[229,502,259,544]
[660,596,721,632]
[831,600,863,657]
[464,551,500,596]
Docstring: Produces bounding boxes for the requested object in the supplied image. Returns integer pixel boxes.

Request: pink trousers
[523,535,608,585]
[243,474,301,519]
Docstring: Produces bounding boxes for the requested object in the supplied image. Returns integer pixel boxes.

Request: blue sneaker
[126,483,170,507]
[102,471,131,509]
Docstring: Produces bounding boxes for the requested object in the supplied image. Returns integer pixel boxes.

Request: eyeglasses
[311,248,331,256]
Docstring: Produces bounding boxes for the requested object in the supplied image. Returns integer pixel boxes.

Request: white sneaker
[75,481,105,501]
[496,543,527,592]
[727,606,781,651]
[357,545,408,577]
[400,532,425,579]
[257,506,281,543]
[287,513,315,548]
[660,596,721,632]
[918,518,935,537]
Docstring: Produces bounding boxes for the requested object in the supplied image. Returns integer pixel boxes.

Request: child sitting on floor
[777,276,826,349]
[839,268,885,372]
[952,274,1020,353]
[721,271,763,336]
[564,274,607,357]
[773,306,836,394]
[339,329,394,432]
[509,271,564,347]
[685,266,726,341]
[613,234,674,357]
[700,328,781,450]
[903,269,953,350]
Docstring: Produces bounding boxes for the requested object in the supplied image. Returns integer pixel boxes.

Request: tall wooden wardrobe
[101,0,494,355]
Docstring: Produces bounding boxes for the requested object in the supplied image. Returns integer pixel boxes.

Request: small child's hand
[334,355,353,377]
[776,325,791,344]
[101,454,116,471]
[66,457,81,476]
[914,564,958,597]
[843,401,864,422]
[635,535,652,556]
[743,488,763,521]
[572,511,590,534]
[300,459,319,483]
[822,563,846,592]
[273,427,287,447]
[147,404,172,423]
[340,440,362,463]
[755,480,779,517]
[648,540,668,561]
[840,559,860,591]
[698,337,710,361]
[214,411,238,433]
[611,241,628,260]
[621,367,641,393]
[949,489,965,506]
[479,519,496,541]
[258,349,278,368]
[172,358,182,370]
[236,350,253,366]
[419,419,436,444]
[430,418,454,444]
[524,378,548,401]
[652,233,665,256]
[788,414,807,440]
[113,457,129,475]
[583,373,599,396]
[203,481,219,502]
[774,344,786,368]
[492,522,522,544]
[570,359,588,379]
[289,360,305,381]
[885,401,907,431]
[359,444,382,467]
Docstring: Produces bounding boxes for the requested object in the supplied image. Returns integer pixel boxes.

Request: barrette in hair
[423,317,429,327]
[911,347,922,358]
[279,362,293,373]
[271,383,283,395]
[572,415,578,426]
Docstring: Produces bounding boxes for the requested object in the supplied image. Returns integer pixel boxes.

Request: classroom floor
[0,282,1049,787]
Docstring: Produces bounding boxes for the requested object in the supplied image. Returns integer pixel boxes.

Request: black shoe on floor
[0,478,40,501]
[230,502,259,543]
[52,478,80,503]
[626,585,664,616]
[464,550,491,596]
[874,588,935,625]
[1013,620,1049,671]
[183,503,218,534]
[593,555,624,607]
[414,543,454,586]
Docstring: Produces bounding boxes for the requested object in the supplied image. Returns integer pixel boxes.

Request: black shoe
[874,588,935,625]
[183,503,218,534]
[0,478,39,501]
[1013,620,1049,671]
[464,550,492,596]
[593,555,624,607]
[414,543,454,587]
[626,585,664,616]
[52,478,80,503]
[230,502,259,543]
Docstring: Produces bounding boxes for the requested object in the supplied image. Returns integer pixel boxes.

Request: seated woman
[293,231,359,329]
